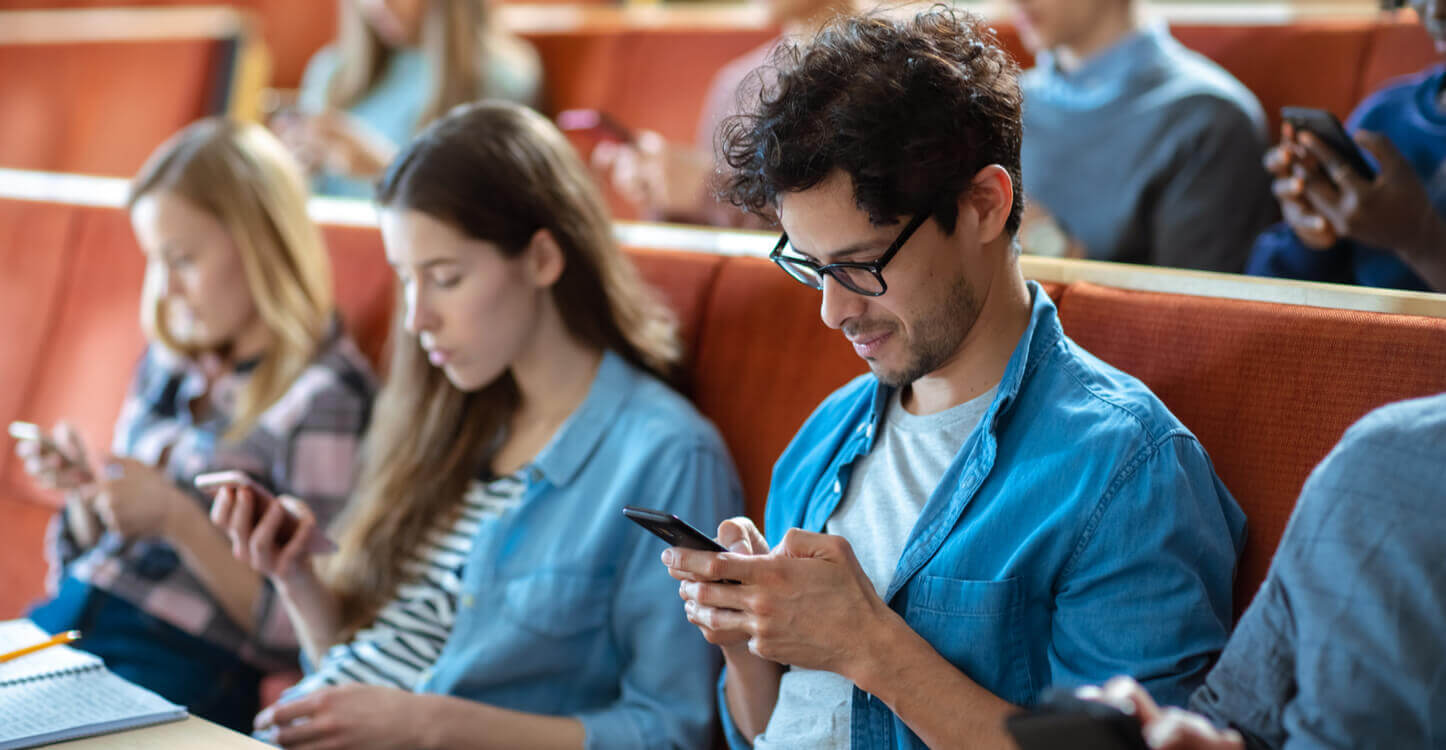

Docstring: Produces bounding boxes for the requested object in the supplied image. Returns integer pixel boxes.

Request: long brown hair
[324,101,680,634]
[327,0,487,131]
[128,118,334,441]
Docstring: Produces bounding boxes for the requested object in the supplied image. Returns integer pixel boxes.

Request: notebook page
[0,621,100,685]
[0,667,186,749]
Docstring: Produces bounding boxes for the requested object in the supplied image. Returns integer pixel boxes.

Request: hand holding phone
[1006,691,1152,750]
[10,420,95,490]
[1280,107,1376,180]
[198,470,336,559]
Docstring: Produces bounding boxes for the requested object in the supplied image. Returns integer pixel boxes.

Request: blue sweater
[1021,24,1274,272]
[1246,65,1446,291]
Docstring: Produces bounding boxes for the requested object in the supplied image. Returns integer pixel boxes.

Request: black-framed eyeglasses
[769,212,930,297]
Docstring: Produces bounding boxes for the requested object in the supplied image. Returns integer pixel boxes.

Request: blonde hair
[129,118,335,441]
[327,0,487,131]
[324,102,680,635]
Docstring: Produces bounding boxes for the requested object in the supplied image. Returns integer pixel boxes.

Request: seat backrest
[0,198,80,501]
[1056,282,1446,614]
[0,16,241,176]
[2,205,150,509]
[319,222,396,372]
[1170,23,1375,136]
[1357,20,1442,103]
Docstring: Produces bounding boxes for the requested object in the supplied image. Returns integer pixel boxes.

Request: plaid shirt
[46,319,376,671]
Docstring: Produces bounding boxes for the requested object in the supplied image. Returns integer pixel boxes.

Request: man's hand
[1292,130,1446,262]
[666,526,901,681]
[255,684,429,750]
[1264,124,1338,249]
[1078,677,1245,750]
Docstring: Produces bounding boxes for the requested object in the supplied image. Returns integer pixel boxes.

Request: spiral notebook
[0,619,187,749]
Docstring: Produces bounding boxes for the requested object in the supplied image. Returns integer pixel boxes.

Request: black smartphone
[1280,106,1376,180]
[622,506,727,552]
[1006,692,1151,750]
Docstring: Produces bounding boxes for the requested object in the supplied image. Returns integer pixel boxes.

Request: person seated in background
[1078,391,1446,749]
[15,118,377,732]
[593,0,850,227]
[1013,0,1274,271]
[662,10,1245,749]
[215,101,742,750]
[1246,0,1446,293]
[279,0,541,198]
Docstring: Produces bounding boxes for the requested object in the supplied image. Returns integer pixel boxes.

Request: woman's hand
[92,457,189,540]
[273,109,398,180]
[1078,677,1245,750]
[15,421,95,491]
[256,684,431,750]
[209,486,319,586]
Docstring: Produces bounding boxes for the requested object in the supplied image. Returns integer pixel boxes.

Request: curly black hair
[717,7,1023,235]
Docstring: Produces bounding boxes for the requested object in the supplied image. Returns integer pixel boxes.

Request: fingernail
[728,541,749,553]
[660,549,674,566]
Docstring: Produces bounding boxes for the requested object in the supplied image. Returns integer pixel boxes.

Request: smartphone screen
[622,506,727,552]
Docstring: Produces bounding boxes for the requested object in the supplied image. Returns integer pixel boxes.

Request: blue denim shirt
[1191,393,1446,749]
[416,351,744,750]
[721,283,1247,748]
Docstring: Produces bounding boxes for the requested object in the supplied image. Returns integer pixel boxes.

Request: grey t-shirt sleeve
[1190,394,1446,749]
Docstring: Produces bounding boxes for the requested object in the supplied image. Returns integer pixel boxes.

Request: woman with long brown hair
[17,118,376,732]
[216,101,741,749]
[278,0,541,198]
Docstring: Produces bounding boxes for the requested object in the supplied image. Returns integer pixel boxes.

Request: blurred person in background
[1247,0,1446,293]
[280,0,542,198]
[1013,0,1274,271]
[17,119,376,732]
[594,0,851,227]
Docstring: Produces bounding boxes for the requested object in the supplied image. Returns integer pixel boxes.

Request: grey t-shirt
[753,385,996,749]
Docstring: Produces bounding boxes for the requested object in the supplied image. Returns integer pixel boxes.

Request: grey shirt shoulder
[1190,393,1446,749]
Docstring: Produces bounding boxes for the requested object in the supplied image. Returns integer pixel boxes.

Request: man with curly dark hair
[662,9,1246,749]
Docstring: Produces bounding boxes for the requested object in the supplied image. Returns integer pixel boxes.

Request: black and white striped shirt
[289,472,525,695]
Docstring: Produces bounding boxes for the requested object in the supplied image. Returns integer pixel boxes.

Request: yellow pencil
[0,630,82,663]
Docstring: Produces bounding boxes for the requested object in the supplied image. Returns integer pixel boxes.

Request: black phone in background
[622,506,727,552]
[1280,106,1377,180]
[1006,692,1152,750]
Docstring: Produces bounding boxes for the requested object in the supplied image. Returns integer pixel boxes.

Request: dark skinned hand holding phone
[1267,109,1446,290]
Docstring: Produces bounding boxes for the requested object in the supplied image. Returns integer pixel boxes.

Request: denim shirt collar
[857,281,1061,452]
[850,281,1064,601]
[527,349,635,487]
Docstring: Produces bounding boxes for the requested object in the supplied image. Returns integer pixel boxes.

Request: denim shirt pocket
[902,575,1035,705]
[499,568,614,639]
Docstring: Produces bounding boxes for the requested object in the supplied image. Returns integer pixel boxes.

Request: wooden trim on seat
[0,7,249,45]
[2,167,1440,318]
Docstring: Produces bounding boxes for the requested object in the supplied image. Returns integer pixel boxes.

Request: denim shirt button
[461,594,476,608]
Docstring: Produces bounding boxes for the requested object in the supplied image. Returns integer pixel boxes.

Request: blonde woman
[216,101,741,750]
[278,0,542,198]
[17,119,377,732]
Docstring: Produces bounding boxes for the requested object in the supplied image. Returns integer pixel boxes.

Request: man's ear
[964,165,1014,245]
[523,229,566,288]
